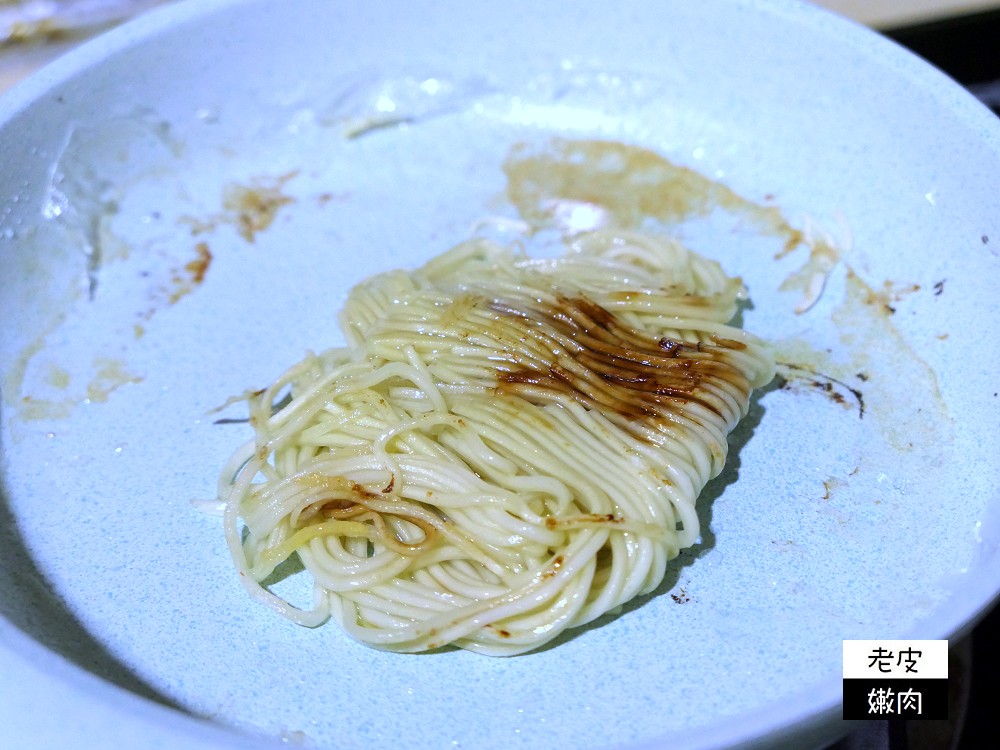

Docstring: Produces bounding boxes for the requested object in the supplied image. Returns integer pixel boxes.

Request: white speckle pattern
[1,1,999,750]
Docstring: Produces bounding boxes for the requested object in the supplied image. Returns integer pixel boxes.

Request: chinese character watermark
[897,648,922,673]
[868,687,896,714]
[898,689,922,714]
[868,647,894,674]
[866,646,922,674]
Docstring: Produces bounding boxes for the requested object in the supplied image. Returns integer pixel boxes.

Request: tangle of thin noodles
[218,229,774,654]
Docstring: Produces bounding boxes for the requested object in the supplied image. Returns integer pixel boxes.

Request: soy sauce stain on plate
[221,172,298,243]
[166,242,212,306]
[503,137,803,246]
[181,171,298,243]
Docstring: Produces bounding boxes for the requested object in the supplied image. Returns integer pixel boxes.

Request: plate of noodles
[1,1,999,748]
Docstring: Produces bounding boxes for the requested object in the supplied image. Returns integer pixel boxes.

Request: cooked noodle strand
[218,230,773,654]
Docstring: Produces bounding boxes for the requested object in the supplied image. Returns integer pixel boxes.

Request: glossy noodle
[217,229,774,655]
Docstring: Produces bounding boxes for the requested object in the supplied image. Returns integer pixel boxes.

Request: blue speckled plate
[2,1,999,749]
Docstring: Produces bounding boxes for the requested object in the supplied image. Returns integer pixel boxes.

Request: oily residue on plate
[14,356,144,421]
[503,138,803,246]
[861,279,921,316]
[831,271,950,452]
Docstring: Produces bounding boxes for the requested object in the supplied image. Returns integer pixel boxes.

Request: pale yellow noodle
[218,230,774,655]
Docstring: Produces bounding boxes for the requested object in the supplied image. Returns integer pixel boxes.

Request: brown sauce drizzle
[292,474,438,555]
[492,295,750,429]
[540,554,565,581]
[776,362,865,418]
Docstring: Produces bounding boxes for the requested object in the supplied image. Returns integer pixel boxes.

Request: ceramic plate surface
[2,1,999,749]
